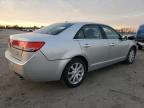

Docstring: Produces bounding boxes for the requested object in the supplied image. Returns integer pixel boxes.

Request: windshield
[34,23,73,35]
[137,25,144,37]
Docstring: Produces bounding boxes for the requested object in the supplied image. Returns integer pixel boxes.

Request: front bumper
[5,50,70,82]
[137,42,144,47]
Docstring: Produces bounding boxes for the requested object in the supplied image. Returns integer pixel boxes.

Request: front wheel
[138,45,143,50]
[62,58,87,88]
[125,48,136,64]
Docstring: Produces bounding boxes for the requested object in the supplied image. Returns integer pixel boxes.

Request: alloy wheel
[68,63,84,85]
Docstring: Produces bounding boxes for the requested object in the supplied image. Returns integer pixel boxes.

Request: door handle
[109,43,115,46]
[82,44,91,48]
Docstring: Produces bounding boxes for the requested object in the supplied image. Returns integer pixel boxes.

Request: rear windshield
[137,25,144,36]
[34,23,73,35]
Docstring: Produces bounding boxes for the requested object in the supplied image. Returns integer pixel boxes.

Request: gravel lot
[0,29,144,108]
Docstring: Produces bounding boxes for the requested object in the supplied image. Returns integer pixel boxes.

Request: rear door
[101,25,129,60]
[75,24,109,69]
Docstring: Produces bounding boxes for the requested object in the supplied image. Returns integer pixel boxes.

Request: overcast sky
[0,0,144,27]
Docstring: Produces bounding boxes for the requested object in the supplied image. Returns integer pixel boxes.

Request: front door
[101,25,129,60]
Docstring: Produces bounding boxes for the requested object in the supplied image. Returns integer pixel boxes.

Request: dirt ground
[0,29,144,108]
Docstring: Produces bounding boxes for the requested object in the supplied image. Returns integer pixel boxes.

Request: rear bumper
[5,50,70,82]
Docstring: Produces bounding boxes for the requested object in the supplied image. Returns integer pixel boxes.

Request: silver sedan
[5,22,137,88]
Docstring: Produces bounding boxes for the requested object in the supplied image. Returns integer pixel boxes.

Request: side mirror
[120,35,128,41]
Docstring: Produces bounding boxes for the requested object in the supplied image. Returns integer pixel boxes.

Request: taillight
[9,39,45,52]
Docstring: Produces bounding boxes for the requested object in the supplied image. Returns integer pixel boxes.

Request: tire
[124,48,136,64]
[62,58,87,88]
[138,45,143,50]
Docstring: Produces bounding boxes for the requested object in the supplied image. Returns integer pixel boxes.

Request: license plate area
[9,47,23,60]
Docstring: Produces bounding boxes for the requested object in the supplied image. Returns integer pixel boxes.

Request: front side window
[102,26,120,39]
[34,23,73,35]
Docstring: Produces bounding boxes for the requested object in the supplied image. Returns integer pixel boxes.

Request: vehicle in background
[5,22,137,88]
[136,25,144,50]
[21,29,34,32]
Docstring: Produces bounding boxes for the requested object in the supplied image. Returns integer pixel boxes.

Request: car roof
[63,21,107,26]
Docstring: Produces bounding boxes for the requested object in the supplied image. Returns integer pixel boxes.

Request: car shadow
[18,62,125,89]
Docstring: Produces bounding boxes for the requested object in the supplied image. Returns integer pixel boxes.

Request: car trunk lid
[8,33,52,61]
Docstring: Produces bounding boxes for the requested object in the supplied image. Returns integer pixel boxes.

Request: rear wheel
[62,58,87,88]
[125,48,136,64]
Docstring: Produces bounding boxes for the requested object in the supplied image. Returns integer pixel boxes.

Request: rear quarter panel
[41,37,82,60]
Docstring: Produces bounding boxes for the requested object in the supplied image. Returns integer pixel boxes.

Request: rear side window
[75,25,102,39]
[102,26,120,39]
[34,23,73,35]
[76,30,85,39]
